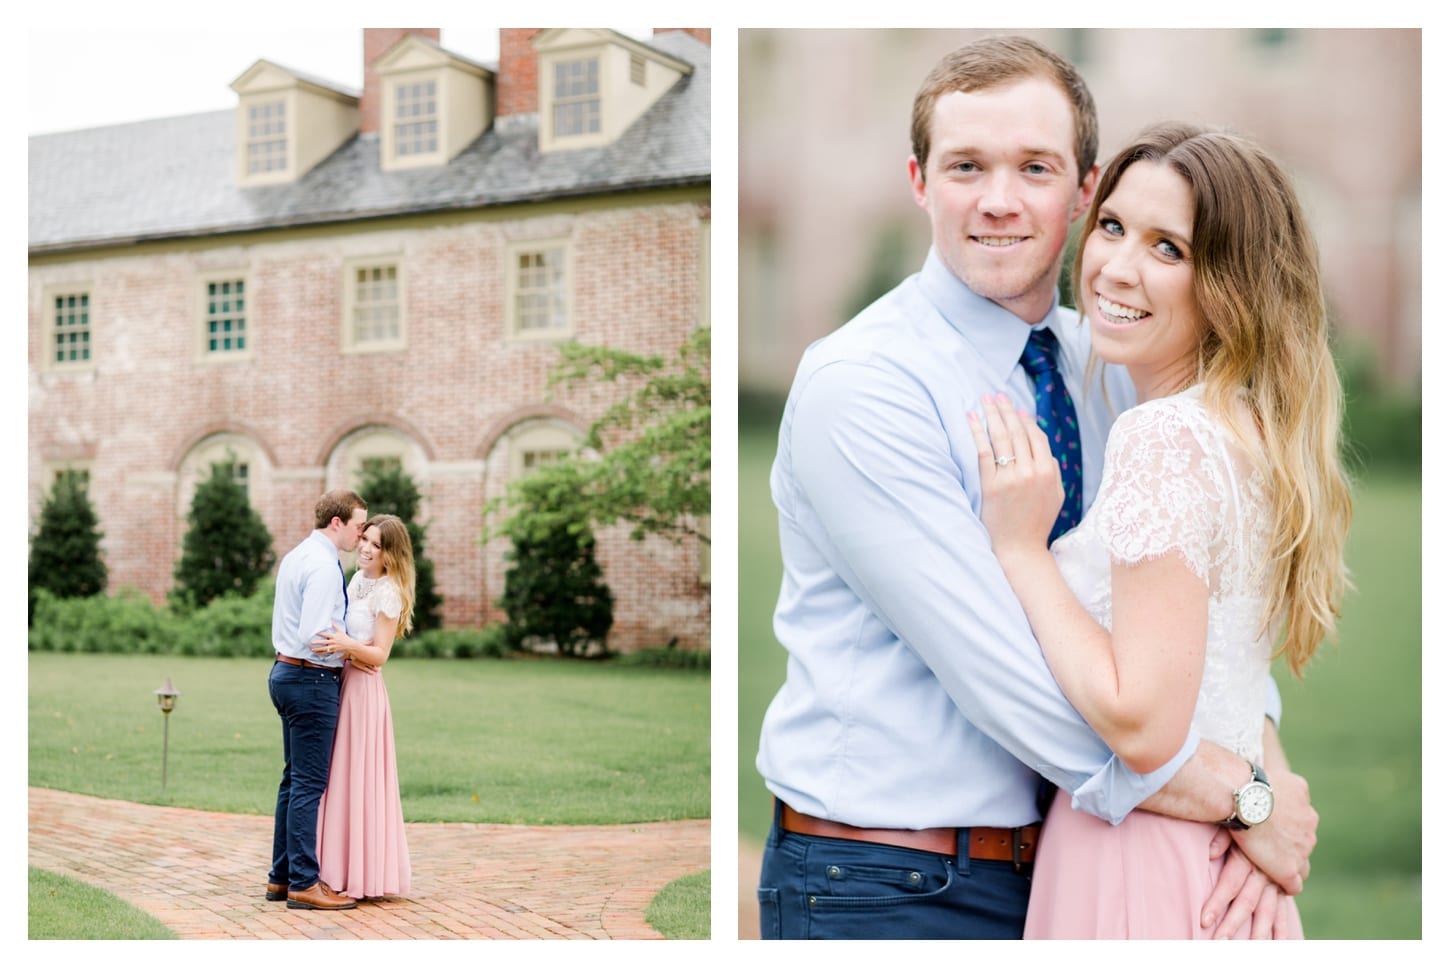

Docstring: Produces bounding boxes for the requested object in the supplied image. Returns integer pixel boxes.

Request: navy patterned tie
[1020,328,1083,544]
[338,560,349,618]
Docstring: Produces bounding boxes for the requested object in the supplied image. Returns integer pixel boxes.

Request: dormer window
[375,35,494,172]
[552,58,601,138]
[231,60,358,187]
[395,80,439,156]
[534,29,693,154]
[246,99,288,174]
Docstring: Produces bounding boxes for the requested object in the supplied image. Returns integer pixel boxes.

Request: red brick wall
[497,28,542,117]
[361,28,441,134]
[28,197,710,652]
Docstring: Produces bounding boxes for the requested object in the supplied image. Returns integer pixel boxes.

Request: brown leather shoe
[286,881,357,910]
[265,882,287,901]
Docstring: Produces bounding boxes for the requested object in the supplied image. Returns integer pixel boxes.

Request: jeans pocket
[756,887,782,939]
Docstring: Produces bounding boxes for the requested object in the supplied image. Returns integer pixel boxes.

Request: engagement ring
[995,455,1017,466]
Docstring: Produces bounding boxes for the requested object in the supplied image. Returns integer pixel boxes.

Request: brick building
[28,27,711,651]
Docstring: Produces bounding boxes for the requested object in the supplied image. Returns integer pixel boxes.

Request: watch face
[1238,783,1274,825]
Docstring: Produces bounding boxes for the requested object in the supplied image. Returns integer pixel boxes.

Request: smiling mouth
[974,235,1027,247]
[1096,294,1149,323]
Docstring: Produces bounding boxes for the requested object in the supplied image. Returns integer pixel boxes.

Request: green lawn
[30,655,709,824]
[30,654,710,938]
[737,420,1421,940]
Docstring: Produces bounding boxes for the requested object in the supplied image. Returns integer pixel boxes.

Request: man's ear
[1071,163,1101,221]
[908,155,929,210]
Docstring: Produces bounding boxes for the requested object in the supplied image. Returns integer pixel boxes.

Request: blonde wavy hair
[365,514,416,638]
[1074,121,1352,676]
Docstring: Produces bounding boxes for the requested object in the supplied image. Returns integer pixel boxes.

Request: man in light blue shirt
[755,36,1317,940]
[266,488,367,911]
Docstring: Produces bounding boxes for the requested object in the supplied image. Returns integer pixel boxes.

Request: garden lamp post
[154,678,180,789]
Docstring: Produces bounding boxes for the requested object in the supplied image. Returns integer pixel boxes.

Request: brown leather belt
[780,802,1038,866]
[275,654,335,671]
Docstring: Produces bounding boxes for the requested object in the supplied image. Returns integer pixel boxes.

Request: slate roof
[29,32,710,253]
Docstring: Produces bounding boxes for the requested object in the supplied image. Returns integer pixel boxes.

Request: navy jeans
[757,802,1032,940]
[267,660,341,891]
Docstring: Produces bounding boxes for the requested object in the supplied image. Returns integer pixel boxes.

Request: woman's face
[1080,160,1207,400]
[356,525,385,577]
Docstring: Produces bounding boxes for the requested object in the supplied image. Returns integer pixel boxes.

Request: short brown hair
[910,35,1098,185]
[313,488,366,530]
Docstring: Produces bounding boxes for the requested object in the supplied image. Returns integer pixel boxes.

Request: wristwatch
[1221,760,1274,830]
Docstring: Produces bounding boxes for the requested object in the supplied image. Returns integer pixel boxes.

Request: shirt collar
[917,247,1075,381]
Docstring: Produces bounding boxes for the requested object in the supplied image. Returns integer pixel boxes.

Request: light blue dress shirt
[271,530,347,669]
[758,249,1207,829]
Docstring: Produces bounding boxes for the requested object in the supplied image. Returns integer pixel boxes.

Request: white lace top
[345,571,403,646]
[1051,385,1275,762]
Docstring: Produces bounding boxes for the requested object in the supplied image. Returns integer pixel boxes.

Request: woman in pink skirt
[967,123,1351,938]
[311,513,415,900]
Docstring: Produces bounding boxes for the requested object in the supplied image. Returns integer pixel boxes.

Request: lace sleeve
[375,580,403,620]
[1092,398,1226,583]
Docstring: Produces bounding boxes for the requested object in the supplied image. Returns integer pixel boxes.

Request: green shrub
[29,589,183,655]
[499,515,614,658]
[356,464,443,631]
[171,462,276,611]
[28,472,107,620]
[182,580,276,657]
[615,646,711,670]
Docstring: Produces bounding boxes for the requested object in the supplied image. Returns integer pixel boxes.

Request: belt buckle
[1012,827,1027,873]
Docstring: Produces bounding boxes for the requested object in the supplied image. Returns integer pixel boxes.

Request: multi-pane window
[50,291,91,366]
[205,279,247,354]
[53,467,90,492]
[395,80,438,156]
[246,100,287,174]
[521,449,568,472]
[350,265,401,346]
[216,461,250,498]
[553,58,600,138]
[512,247,568,335]
[360,455,403,479]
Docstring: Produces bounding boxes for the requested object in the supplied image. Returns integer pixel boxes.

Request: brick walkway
[28,787,710,940]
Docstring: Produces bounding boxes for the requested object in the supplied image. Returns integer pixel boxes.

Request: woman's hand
[310,624,358,660]
[967,393,1064,554]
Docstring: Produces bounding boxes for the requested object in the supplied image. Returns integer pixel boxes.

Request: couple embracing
[755,35,1351,940]
[265,489,418,910]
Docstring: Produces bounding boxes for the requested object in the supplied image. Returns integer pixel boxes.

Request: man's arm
[788,360,1193,819]
[1137,725,1315,894]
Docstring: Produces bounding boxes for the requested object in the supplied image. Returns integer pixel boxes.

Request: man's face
[338,508,368,552]
[909,77,1097,323]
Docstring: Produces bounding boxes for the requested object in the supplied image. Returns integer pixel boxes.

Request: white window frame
[197,273,253,363]
[42,285,96,372]
[393,77,440,158]
[504,240,573,340]
[245,97,289,176]
[342,258,406,353]
[177,435,266,520]
[507,421,581,481]
[551,56,601,140]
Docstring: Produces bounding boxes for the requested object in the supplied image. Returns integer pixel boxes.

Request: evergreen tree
[171,462,275,610]
[499,514,614,657]
[356,463,442,631]
[29,472,107,617]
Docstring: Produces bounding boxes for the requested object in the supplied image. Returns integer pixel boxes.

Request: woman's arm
[312,610,400,670]
[970,394,1207,774]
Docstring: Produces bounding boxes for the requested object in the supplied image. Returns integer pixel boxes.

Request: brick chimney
[653,28,710,46]
[497,28,543,117]
[361,28,441,134]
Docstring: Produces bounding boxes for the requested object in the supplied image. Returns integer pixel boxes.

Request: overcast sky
[28,27,652,136]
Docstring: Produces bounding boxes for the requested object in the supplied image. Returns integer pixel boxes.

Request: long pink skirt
[317,662,411,899]
[1024,788,1303,939]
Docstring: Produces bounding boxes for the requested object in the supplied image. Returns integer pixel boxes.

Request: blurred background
[737,28,1421,939]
